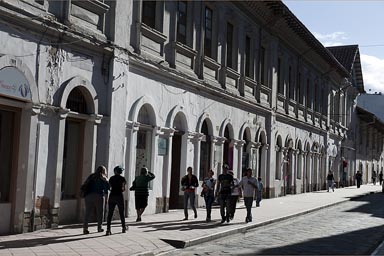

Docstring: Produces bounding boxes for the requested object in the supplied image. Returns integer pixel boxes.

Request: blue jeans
[204,191,214,219]
[244,197,254,220]
[184,191,197,218]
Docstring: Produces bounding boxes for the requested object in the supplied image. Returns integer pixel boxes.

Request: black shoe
[183,217,188,221]
[245,217,249,223]
[206,218,211,222]
[194,213,197,219]
[226,216,230,223]
[221,218,225,224]
[136,217,141,222]
[122,227,127,233]
[83,229,89,235]
[98,228,104,232]
[105,230,111,236]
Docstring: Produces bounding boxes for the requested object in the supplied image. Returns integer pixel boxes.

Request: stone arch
[219,118,234,138]
[0,55,39,103]
[59,76,97,114]
[196,112,214,135]
[129,95,157,125]
[166,105,189,131]
[239,122,252,141]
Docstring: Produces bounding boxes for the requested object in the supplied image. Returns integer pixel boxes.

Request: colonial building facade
[0,0,372,235]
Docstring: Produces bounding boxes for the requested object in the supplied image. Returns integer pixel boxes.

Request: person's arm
[215,177,221,196]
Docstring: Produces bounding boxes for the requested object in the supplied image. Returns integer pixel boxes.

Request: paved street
[0,185,382,256]
[165,192,384,255]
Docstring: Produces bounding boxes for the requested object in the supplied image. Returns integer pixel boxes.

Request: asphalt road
[166,192,384,255]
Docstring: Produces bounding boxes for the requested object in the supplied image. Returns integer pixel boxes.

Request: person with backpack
[82,165,110,234]
[130,167,155,222]
[106,166,127,236]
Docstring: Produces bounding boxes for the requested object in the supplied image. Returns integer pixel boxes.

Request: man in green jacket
[131,167,155,222]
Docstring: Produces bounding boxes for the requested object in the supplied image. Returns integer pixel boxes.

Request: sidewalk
[0,185,381,256]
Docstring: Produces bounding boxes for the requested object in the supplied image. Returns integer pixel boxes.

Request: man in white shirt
[239,168,257,223]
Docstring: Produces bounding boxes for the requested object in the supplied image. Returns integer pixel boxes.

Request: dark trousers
[204,191,214,219]
[219,193,231,220]
[229,195,239,218]
[183,191,197,218]
[107,194,125,230]
[84,193,104,231]
[244,197,253,220]
[357,179,362,188]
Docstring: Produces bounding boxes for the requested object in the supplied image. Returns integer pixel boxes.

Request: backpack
[80,175,93,198]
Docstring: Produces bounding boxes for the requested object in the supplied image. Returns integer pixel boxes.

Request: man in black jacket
[181,166,198,220]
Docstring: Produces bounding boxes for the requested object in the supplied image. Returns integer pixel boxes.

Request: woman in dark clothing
[131,167,155,222]
[83,165,110,234]
[202,169,216,222]
[181,166,199,220]
[106,166,127,235]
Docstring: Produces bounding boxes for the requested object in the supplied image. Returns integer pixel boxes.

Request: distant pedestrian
[215,164,233,223]
[181,167,198,220]
[130,167,155,222]
[83,165,110,234]
[355,170,362,188]
[327,171,335,192]
[256,177,264,207]
[379,171,383,186]
[372,170,377,185]
[106,166,127,236]
[228,170,241,220]
[201,169,216,222]
[239,168,257,223]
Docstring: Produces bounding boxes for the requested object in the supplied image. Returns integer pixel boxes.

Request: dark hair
[140,167,148,175]
[114,165,124,175]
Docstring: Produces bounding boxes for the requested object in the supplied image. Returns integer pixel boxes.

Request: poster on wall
[158,137,168,155]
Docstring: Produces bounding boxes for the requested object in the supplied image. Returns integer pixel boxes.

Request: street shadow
[344,192,384,219]
[0,233,97,249]
[249,225,384,255]
[140,219,239,232]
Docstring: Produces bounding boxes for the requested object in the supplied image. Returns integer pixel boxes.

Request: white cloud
[313,31,349,47]
[360,54,384,93]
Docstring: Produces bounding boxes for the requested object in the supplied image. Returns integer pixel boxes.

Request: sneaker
[83,229,89,235]
[105,230,111,236]
[98,228,104,232]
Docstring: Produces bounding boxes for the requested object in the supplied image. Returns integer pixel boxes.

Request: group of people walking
[81,165,155,235]
[181,164,264,224]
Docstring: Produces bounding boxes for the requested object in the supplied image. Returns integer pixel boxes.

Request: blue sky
[283,0,384,94]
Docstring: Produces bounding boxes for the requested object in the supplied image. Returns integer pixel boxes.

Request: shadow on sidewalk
[0,233,95,249]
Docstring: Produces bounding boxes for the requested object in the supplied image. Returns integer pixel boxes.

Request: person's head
[208,169,214,177]
[96,165,107,177]
[187,167,193,175]
[223,164,229,174]
[114,165,124,175]
[140,167,148,175]
[258,177,262,181]
[246,168,252,177]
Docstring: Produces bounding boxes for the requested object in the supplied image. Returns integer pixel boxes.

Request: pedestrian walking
[130,167,155,222]
[379,171,383,186]
[327,171,335,192]
[256,177,264,207]
[82,165,110,234]
[372,170,377,185]
[355,170,362,188]
[239,168,257,223]
[215,163,233,223]
[106,166,127,236]
[201,169,216,222]
[228,170,241,220]
[181,166,198,220]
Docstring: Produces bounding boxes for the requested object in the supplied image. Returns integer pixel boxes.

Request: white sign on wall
[0,66,32,101]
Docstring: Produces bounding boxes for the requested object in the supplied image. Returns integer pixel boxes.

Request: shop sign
[0,66,32,101]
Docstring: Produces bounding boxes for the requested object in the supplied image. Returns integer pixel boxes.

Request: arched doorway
[223,125,234,170]
[242,127,252,177]
[60,86,94,224]
[169,112,188,209]
[285,138,294,194]
[296,140,303,193]
[304,142,311,192]
[199,119,212,181]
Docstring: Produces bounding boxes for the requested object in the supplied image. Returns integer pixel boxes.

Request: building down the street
[0,0,379,235]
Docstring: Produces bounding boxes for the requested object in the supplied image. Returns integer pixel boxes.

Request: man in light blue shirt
[239,168,257,223]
